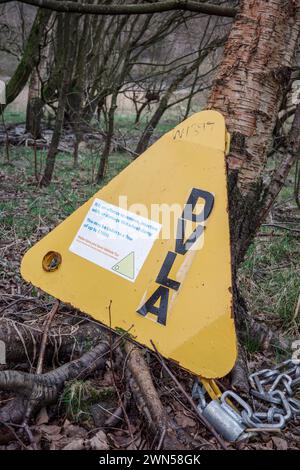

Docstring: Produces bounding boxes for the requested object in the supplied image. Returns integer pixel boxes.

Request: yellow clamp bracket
[199,377,238,412]
[200,377,223,401]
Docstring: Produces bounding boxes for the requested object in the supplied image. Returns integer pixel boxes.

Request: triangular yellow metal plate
[21,110,237,378]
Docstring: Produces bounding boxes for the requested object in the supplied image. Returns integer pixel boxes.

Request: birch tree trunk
[204,1,300,388]
[208,0,300,269]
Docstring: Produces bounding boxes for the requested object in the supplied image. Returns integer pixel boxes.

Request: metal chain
[193,359,300,434]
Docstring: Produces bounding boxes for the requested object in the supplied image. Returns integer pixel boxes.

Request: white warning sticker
[69,198,161,282]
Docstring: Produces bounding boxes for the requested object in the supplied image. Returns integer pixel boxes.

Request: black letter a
[137,286,169,325]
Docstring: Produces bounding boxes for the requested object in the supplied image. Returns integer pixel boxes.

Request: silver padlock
[202,397,247,442]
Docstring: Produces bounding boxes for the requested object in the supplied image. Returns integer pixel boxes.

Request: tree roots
[0,295,293,449]
[0,340,109,432]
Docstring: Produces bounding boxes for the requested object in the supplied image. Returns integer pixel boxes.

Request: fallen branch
[124,341,188,450]
[0,340,110,431]
[36,300,60,374]
[21,300,60,442]
[108,302,136,449]
[150,341,228,450]
[0,315,107,366]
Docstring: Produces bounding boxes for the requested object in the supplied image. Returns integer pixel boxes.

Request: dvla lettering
[137,188,214,325]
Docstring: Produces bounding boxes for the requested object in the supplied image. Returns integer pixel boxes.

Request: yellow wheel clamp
[21,110,237,398]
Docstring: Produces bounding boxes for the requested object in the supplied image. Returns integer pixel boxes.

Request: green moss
[61,380,116,423]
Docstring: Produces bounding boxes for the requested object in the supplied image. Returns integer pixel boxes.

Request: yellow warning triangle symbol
[112,252,135,279]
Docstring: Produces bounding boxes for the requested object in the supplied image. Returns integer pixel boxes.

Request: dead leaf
[38,424,63,442]
[63,438,86,450]
[101,370,114,386]
[63,423,88,439]
[39,424,61,436]
[35,407,49,425]
[62,431,109,450]
[90,431,109,450]
[272,436,288,450]
[175,412,196,428]
[265,440,274,449]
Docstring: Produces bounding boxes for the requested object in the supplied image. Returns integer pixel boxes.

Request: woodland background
[0,0,300,451]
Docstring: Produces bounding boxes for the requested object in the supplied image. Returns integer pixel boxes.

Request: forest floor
[0,114,300,450]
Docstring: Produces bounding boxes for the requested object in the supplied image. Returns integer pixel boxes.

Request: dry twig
[150,340,228,450]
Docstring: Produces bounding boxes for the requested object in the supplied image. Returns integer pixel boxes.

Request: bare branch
[0,0,237,18]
